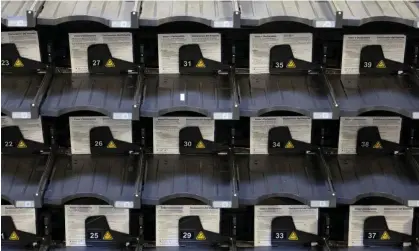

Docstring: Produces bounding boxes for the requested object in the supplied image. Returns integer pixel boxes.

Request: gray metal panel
[141,74,235,118]
[1,73,51,119]
[326,155,419,206]
[330,0,419,27]
[37,0,140,28]
[237,74,336,118]
[146,248,230,251]
[332,248,417,251]
[239,0,339,27]
[44,155,140,207]
[240,248,325,251]
[330,75,419,118]
[40,74,137,119]
[1,155,52,208]
[237,155,334,206]
[139,0,238,28]
[1,1,44,27]
[142,154,233,206]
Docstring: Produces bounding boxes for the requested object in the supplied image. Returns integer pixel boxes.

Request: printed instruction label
[69,33,133,73]
[254,205,318,246]
[65,205,129,247]
[338,117,401,154]
[153,117,215,154]
[69,117,132,154]
[156,205,220,246]
[348,206,413,246]
[1,31,41,62]
[250,117,312,154]
[250,33,313,74]
[1,206,37,235]
[1,117,44,145]
[158,33,221,74]
[341,35,406,74]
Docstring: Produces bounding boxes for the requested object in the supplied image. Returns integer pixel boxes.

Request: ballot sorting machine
[2,0,419,251]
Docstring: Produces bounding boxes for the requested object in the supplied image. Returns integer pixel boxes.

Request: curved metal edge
[158,107,210,117]
[344,16,416,28]
[342,192,407,206]
[255,193,310,206]
[158,193,211,206]
[257,106,312,117]
[349,106,413,119]
[40,106,110,118]
[37,15,117,28]
[131,0,141,28]
[60,193,113,206]
[139,16,213,27]
[27,0,45,27]
[241,16,317,28]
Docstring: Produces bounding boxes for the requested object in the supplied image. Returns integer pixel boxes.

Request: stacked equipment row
[2,1,419,251]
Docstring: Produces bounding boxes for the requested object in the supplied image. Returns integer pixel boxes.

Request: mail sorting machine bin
[316,15,419,250]
[135,2,240,250]
[33,17,143,250]
[230,4,341,250]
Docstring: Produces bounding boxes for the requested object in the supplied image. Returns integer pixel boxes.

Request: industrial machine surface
[329,75,419,118]
[236,155,333,205]
[326,155,419,205]
[44,155,139,206]
[141,74,234,117]
[40,74,137,118]
[237,74,334,117]
[142,154,232,205]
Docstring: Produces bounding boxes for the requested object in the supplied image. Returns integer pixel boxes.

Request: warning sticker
[69,117,132,154]
[69,33,133,73]
[338,117,401,154]
[9,231,19,240]
[249,33,313,74]
[1,31,41,62]
[250,117,312,154]
[341,35,406,74]
[158,33,221,74]
[1,117,44,151]
[153,117,215,154]
[1,206,36,235]
[254,205,318,247]
[156,205,220,246]
[348,206,413,246]
[65,205,129,247]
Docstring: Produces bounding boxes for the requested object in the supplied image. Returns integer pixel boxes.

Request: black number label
[273,62,284,69]
[4,141,13,147]
[365,232,378,239]
[88,232,101,239]
[363,62,372,68]
[180,231,194,239]
[361,141,370,148]
[92,60,101,66]
[1,59,10,66]
[272,231,286,239]
[182,60,192,67]
[94,141,103,147]
[272,142,281,148]
[183,141,192,147]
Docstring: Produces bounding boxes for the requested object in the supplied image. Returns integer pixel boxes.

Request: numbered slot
[269,44,315,74]
[40,33,139,119]
[1,214,39,247]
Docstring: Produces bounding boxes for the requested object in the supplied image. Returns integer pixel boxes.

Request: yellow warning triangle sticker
[284,141,294,149]
[107,141,117,149]
[380,231,390,240]
[373,141,382,149]
[105,59,115,68]
[17,140,27,148]
[13,58,24,68]
[288,231,299,241]
[196,140,206,149]
[376,60,386,69]
[196,59,206,68]
[103,231,113,240]
[286,59,296,69]
[9,231,19,241]
[196,231,206,241]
